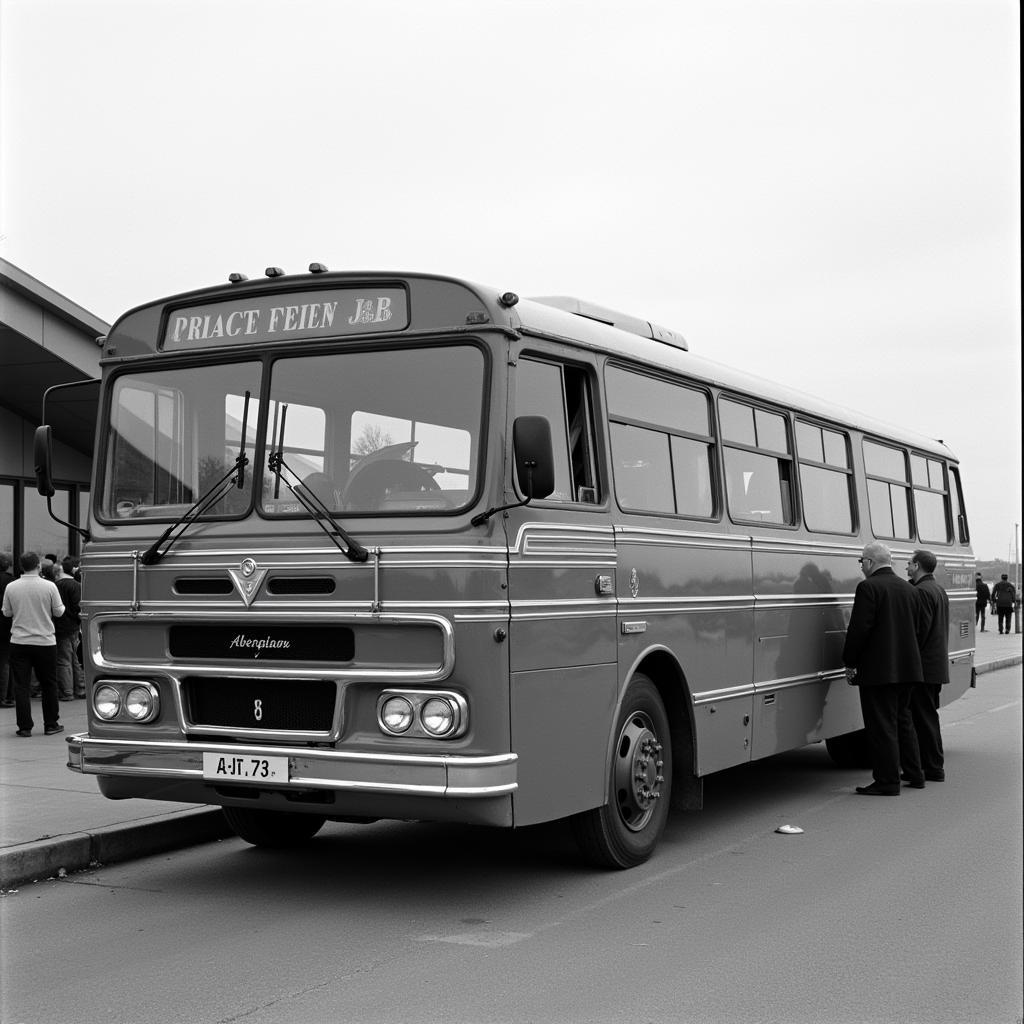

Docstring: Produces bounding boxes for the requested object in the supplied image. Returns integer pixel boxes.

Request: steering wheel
[342,460,442,509]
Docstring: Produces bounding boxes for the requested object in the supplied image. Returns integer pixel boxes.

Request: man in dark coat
[843,541,924,795]
[992,574,1017,635]
[974,573,990,631]
[906,549,949,782]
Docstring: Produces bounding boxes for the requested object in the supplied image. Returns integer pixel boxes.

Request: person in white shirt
[1,551,65,738]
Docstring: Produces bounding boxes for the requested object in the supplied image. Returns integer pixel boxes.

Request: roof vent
[530,296,688,351]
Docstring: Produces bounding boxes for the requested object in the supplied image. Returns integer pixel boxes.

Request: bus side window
[864,440,912,540]
[515,358,600,504]
[911,453,951,544]
[949,466,969,543]
[720,399,795,526]
[795,420,854,534]
[606,366,715,518]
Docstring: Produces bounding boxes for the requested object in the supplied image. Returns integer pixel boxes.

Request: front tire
[222,807,326,848]
[571,674,672,869]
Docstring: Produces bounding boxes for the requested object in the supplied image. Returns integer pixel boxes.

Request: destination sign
[162,287,408,349]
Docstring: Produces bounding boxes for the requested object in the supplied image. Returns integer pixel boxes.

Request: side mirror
[513,416,555,500]
[34,426,56,497]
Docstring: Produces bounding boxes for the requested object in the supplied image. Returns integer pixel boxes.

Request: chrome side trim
[511,521,616,556]
[691,683,757,704]
[693,669,847,705]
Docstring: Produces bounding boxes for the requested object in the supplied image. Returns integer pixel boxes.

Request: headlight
[380,695,414,734]
[420,697,456,737]
[376,690,468,740]
[93,680,160,722]
[125,685,158,722]
[94,685,121,720]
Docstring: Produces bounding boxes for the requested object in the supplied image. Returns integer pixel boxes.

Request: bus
[35,266,977,869]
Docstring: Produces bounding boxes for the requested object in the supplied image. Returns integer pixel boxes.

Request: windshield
[102,361,260,520]
[100,344,485,520]
[263,345,484,515]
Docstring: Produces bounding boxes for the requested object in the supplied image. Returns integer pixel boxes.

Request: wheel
[825,729,872,768]
[571,674,673,869]
[222,807,326,848]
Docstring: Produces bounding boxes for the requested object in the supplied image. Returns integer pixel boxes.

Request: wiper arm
[139,391,252,566]
[139,459,245,565]
[268,406,368,563]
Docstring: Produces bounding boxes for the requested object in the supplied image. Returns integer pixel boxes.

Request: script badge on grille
[228,558,268,607]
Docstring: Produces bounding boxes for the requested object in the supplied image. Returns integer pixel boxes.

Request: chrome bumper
[66,734,517,798]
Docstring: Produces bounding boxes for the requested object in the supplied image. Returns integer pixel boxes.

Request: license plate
[202,752,289,783]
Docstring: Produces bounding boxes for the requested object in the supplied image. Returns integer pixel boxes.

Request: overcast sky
[2,0,1019,560]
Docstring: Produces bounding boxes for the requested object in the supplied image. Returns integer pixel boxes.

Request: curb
[0,807,232,890]
[975,655,1023,676]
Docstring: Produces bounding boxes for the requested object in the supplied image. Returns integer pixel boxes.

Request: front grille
[184,677,337,732]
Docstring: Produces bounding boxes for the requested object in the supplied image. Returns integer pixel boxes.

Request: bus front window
[262,345,484,515]
[101,362,261,520]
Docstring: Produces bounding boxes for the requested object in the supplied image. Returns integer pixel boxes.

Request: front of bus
[67,270,520,844]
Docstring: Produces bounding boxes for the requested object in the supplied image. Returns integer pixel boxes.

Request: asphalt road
[2,668,1021,1024]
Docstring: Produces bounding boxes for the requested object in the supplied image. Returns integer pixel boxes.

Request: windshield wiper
[139,391,252,566]
[268,404,368,563]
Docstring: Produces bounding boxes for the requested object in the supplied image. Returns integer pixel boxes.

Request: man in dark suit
[843,541,924,795]
[906,549,949,782]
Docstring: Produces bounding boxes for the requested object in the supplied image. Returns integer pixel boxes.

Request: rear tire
[825,729,872,769]
[571,674,672,869]
[222,807,326,848]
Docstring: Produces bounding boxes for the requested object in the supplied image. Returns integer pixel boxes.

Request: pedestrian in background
[992,574,1016,635]
[842,541,924,795]
[53,557,85,701]
[0,553,14,708]
[974,572,990,631]
[906,549,948,783]
[1,551,65,738]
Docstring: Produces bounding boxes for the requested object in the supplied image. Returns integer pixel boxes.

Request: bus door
[504,352,618,826]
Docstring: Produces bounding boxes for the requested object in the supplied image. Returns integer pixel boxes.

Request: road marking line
[986,701,1020,714]
[414,930,532,947]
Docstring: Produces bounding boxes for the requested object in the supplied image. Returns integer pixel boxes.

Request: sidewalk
[2,631,1021,889]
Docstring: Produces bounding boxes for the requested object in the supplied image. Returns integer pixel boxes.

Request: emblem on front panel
[629,568,640,598]
[228,558,268,607]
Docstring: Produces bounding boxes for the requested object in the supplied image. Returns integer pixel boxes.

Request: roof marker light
[498,291,519,308]
[228,272,248,284]
[308,262,329,274]
[265,267,285,278]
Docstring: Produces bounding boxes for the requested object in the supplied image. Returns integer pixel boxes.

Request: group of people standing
[974,572,1018,635]
[842,543,950,796]
[0,550,84,739]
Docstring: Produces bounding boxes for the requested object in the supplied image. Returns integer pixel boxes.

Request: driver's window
[515,357,599,504]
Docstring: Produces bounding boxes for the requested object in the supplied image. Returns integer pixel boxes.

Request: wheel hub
[613,712,665,832]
